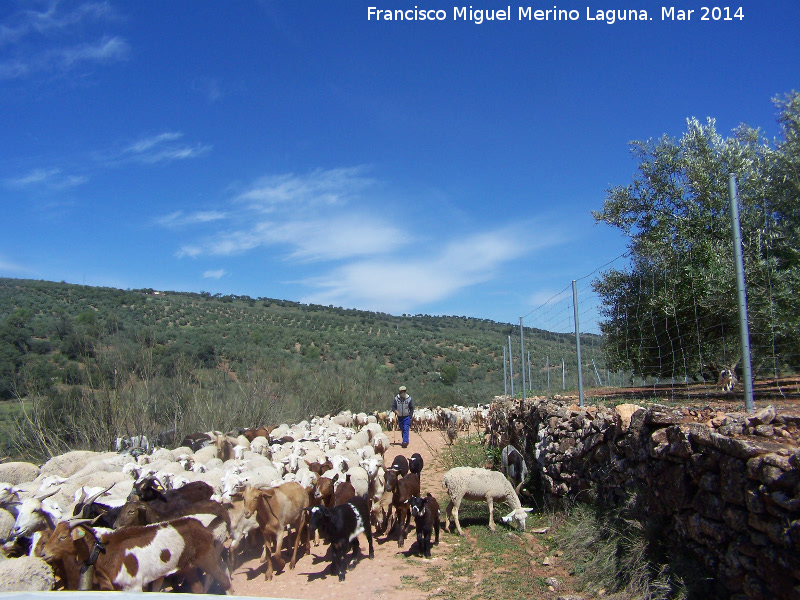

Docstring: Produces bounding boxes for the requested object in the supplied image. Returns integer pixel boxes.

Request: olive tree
[593,93,800,381]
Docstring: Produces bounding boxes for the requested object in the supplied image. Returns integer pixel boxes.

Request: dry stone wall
[487,397,800,600]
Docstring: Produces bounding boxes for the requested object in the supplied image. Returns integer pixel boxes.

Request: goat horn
[69,513,105,526]
[514,481,524,496]
[35,488,60,501]
[84,484,114,507]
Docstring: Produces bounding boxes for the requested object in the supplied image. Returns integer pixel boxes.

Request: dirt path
[229,428,452,600]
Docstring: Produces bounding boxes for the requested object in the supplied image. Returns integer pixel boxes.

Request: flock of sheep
[0,404,531,593]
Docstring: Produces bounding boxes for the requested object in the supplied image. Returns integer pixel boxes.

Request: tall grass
[432,432,496,472]
[553,494,721,599]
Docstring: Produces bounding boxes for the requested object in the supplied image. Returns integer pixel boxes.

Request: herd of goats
[0,404,533,593]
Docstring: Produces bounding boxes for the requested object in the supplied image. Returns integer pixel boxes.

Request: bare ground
[227,428,579,600]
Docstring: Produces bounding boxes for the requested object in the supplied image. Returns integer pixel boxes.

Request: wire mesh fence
[507,241,800,409]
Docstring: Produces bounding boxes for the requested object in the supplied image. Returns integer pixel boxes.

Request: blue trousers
[399,415,411,445]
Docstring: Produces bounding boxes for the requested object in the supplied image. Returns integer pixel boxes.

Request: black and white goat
[306,496,374,581]
[410,493,440,558]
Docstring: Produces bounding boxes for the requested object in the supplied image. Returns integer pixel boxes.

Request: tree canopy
[593,92,800,381]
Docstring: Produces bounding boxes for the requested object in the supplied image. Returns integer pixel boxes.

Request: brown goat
[306,459,333,477]
[40,518,232,593]
[113,499,231,547]
[332,479,356,507]
[242,426,275,442]
[387,472,420,547]
[242,482,310,580]
[313,477,336,508]
[370,490,394,535]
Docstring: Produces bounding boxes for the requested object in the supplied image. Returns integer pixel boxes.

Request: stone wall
[487,397,800,600]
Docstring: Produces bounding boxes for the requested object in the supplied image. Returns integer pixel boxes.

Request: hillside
[0,278,596,459]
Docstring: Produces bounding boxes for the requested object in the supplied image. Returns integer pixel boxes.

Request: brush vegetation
[0,278,598,460]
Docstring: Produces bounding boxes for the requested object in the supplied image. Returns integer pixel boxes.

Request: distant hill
[0,278,596,458]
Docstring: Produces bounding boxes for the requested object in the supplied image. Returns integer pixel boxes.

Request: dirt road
[229,428,452,600]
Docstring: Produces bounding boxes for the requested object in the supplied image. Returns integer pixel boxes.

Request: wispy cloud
[124,132,211,164]
[0,1,115,46]
[126,132,184,154]
[156,210,228,228]
[178,214,401,261]
[166,167,566,314]
[0,2,127,80]
[235,167,373,213]
[58,35,128,67]
[203,269,227,279]
[192,77,223,103]
[300,228,537,313]
[6,167,88,190]
[0,35,129,80]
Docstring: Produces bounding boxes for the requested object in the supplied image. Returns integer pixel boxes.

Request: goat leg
[348,538,360,571]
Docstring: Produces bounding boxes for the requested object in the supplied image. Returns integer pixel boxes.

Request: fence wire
[510,242,800,406]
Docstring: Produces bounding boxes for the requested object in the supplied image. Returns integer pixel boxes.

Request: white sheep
[0,484,22,513]
[0,555,55,591]
[59,471,133,500]
[372,433,390,457]
[442,467,532,535]
[0,507,15,542]
[0,462,40,486]
[338,465,369,499]
[169,446,194,461]
[249,436,271,458]
[193,444,221,465]
[37,450,99,479]
[361,422,382,441]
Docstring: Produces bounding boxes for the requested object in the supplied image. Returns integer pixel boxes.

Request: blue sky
[1,1,798,324]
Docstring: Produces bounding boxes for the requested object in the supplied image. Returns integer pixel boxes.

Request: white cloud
[124,132,211,164]
[203,269,227,279]
[174,167,390,261]
[127,132,184,154]
[156,210,228,228]
[0,2,115,46]
[236,167,373,213]
[300,228,540,313]
[6,168,88,190]
[58,35,129,67]
[168,167,566,315]
[0,35,129,80]
[192,214,401,261]
[0,2,126,79]
[192,77,223,103]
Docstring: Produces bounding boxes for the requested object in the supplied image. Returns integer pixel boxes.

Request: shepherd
[392,385,414,448]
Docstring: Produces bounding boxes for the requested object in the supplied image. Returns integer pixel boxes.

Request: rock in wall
[487,397,800,600]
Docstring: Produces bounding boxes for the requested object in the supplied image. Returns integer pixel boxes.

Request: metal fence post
[572,280,585,407]
[508,335,514,399]
[503,345,508,397]
[519,318,526,404]
[527,351,532,393]
[728,174,755,413]
[547,355,550,392]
